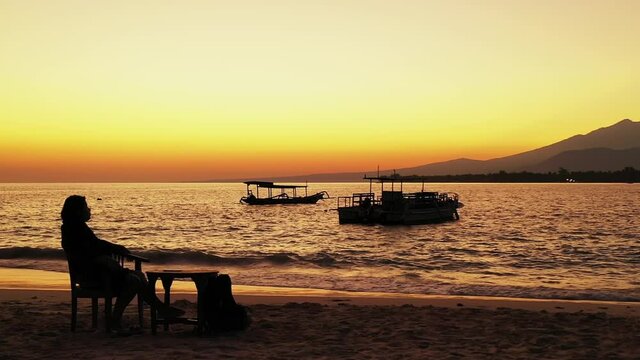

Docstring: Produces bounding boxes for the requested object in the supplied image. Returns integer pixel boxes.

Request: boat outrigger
[240,181,329,205]
[337,175,462,225]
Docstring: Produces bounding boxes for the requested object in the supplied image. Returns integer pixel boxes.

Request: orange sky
[1,0,639,181]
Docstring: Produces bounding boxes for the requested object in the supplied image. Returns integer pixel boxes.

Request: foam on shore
[1,267,638,317]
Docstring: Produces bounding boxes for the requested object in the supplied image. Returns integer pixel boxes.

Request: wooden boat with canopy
[337,174,462,225]
[240,181,329,205]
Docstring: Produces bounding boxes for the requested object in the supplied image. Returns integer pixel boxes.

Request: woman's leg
[111,272,143,329]
[111,271,183,329]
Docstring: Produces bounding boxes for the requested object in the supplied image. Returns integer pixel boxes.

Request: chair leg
[91,297,98,329]
[71,294,77,332]
[105,297,112,332]
[137,294,144,328]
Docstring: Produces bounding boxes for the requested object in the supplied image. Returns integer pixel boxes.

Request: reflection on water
[0,183,638,301]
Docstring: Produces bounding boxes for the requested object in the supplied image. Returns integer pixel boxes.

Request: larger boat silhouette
[337,175,462,224]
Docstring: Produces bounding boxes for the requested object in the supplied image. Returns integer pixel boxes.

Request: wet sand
[1,283,639,360]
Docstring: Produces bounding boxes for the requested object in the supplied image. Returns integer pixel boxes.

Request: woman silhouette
[61,195,183,333]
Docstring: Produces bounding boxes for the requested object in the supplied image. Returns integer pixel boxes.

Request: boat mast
[392,170,395,192]
[374,166,379,195]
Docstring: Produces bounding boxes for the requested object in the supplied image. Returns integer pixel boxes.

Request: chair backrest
[65,253,81,290]
[65,252,124,291]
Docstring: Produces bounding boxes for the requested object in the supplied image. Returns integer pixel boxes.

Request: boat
[337,175,462,225]
[240,181,329,205]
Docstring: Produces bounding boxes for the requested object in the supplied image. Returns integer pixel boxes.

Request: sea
[0,183,638,302]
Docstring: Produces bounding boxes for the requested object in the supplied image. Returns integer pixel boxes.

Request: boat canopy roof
[364,175,432,183]
[243,181,308,189]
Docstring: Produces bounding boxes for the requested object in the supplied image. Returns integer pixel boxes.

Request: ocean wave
[0,246,346,268]
[0,247,65,260]
[141,249,345,267]
[0,246,501,272]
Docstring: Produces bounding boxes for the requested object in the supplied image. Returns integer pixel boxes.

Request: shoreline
[1,267,638,317]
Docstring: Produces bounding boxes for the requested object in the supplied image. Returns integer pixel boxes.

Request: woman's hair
[61,195,87,223]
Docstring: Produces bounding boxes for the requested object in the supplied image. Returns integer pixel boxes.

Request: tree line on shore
[413,167,639,183]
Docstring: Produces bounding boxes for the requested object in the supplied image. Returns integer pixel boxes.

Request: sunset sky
[1,0,639,181]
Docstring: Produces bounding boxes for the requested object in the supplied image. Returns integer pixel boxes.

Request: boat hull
[241,192,326,205]
[338,203,460,225]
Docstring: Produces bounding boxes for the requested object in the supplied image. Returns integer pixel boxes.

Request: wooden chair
[66,253,149,332]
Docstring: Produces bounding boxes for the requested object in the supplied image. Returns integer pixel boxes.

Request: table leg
[148,275,158,335]
[161,277,174,332]
[193,275,210,335]
[135,260,144,329]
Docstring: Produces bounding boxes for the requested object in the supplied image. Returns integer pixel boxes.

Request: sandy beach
[1,268,639,360]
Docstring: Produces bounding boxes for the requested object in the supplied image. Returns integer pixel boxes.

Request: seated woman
[60,195,183,333]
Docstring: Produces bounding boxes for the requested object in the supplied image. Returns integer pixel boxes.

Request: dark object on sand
[203,274,250,332]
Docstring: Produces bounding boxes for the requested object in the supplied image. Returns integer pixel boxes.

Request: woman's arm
[84,224,130,256]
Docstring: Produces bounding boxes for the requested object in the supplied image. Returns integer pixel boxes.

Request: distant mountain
[525,147,640,173]
[212,119,640,182]
[399,118,640,176]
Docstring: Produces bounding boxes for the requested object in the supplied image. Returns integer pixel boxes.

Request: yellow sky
[1,0,639,181]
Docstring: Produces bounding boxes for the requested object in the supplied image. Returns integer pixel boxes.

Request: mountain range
[219,119,640,182]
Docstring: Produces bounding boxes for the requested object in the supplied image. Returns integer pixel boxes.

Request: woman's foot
[158,305,185,319]
[110,322,133,337]
[110,327,143,337]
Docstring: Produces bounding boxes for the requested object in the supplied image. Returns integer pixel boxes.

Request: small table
[147,269,218,335]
